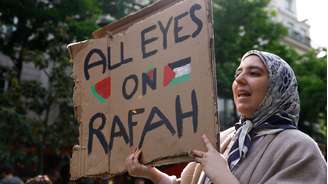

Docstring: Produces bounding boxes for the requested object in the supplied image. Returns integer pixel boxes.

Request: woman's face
[232,55,269,118]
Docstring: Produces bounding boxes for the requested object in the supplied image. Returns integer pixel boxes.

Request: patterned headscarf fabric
[227,50,300,170]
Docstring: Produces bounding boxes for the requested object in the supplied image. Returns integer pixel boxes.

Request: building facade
[268,0,311,54]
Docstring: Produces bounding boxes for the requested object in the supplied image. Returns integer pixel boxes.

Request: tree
[0,0,158,181]
[96,0,155,26]
[0,0,100,178]
[213,0,288,126]
[292,48,327,144]
[212,0,326,147]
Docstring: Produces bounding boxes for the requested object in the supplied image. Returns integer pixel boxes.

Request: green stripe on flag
[169,74,190,86]
[145,64,155,72]
[91,85,107,104]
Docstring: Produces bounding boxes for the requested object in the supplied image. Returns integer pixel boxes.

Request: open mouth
[238,90,251,97]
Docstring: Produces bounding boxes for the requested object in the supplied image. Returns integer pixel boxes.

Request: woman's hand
[125,147,173,183]
[191,134,239,184]
[125,147,151,179]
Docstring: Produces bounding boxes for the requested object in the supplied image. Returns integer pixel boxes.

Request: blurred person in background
[25,175,52,184]
[0,164,24,184]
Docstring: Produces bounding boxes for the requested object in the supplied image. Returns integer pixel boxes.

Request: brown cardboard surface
[68,0,218,179]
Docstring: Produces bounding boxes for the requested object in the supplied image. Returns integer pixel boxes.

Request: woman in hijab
[125,50,327,184]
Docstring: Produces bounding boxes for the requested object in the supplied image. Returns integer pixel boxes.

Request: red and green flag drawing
[145,64,155,78]
[163,57,191,87]
[90,76,111,103]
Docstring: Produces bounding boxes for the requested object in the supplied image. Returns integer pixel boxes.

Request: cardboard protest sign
[68,0,219,179]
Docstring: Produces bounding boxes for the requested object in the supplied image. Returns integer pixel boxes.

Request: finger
[129,146,137,160]
[129,152,135,160]
[126,163,132,173]
[125,154,133,169]
[132,155,139,164]
[202,134,215,151]
[127,151,136,161]
[135,148,142,159]
[126,153,134,166]
[132,151,140,165]
[126,156,133,172]
[191,149,205,158]
[194,157,204,164]
[133,146,139,153]
[220,135,231,153]
[129,146,134,153]
[131,148,139,161]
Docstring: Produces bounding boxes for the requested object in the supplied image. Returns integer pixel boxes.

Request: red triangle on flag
[147,70,154,79]
[95,76,111,99]
[163,65,175,87]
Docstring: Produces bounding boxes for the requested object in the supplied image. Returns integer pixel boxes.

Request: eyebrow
[236,65,266,73]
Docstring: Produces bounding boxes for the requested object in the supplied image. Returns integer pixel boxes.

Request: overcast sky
[297,0,327,48]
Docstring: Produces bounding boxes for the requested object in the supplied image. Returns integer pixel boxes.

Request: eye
[234,71,241,79]
[250,72,259,76]
[249,70,261,77]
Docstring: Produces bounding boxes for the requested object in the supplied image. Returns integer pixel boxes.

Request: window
[301,28,307,36]
[287,22,294,29]
[286,22,294,35]
[285,0,293,12]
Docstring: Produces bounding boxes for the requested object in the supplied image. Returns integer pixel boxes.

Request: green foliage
[97,0,154,21]
[213,0,288,98]
[0,0,154,179]
[0,0,100,176]
[291,48,327,143]
[213,0,326,146]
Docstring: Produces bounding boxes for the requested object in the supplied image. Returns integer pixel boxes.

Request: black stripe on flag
[168,57,191,69]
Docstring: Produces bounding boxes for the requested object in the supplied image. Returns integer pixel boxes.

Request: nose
[234,72,247,85]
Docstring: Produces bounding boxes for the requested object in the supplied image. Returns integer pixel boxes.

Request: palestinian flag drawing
[163,57,191,87]
[145,64,155,79]
[90,76,111,103]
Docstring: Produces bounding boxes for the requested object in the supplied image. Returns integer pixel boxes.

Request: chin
[236,106,252,118]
